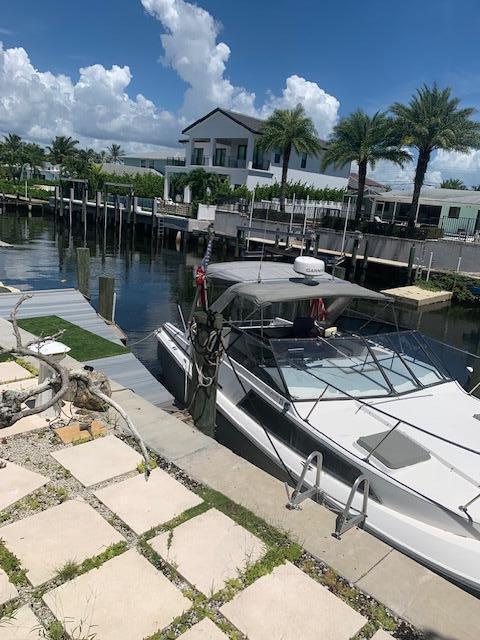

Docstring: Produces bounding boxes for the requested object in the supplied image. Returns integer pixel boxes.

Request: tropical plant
[321,110,411,220]
[107,143,125,164]
[258,104,322,212]
[440,177,467,189]
[391,84,480,225]
[0,134,25,180]
[47,136,79,167]
[23,143,46,179]
[184,168,219,201]
[168,173,187,200]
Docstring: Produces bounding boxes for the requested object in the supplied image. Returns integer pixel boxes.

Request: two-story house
[163,107,349,202]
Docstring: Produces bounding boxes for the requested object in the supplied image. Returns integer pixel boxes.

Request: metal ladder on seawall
[156,213,165,241]
[285,451,370,538]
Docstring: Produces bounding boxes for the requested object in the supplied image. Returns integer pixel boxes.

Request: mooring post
[99,276,115,322]
[103,191,108,240]
[349,237,360,282]
[274,227,280,249]
[407,244,416,284]
[151,198,157,240]
[54,186,59,217]
[95,191,101,224]
[76,247,91,298]
[314,232,320,255]
[359,240,369,285]
[81,186,87,224]
[69,187,74,228]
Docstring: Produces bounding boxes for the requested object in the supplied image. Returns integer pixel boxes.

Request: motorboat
[156,256,480,591]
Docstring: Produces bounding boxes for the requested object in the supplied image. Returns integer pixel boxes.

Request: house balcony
[213,156,247,169]
[252,159,270,171]
[190,155,210,166]
[165,157,186,167]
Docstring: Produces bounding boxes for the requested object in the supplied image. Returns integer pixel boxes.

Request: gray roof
[100,163,160,176]
[182,107,266,135]
[123,149,184,160]
[207,261,299,284]
[211,278,387,311]
[374,187,480,206]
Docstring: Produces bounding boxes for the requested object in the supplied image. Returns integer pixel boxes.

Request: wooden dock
[0,288,173,408]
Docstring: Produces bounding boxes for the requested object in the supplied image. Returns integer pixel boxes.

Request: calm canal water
[1,211,480,379]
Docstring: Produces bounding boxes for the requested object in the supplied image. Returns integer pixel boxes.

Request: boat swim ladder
[285,451,323,509]
[284,451,370,538]
[333,475,369,538]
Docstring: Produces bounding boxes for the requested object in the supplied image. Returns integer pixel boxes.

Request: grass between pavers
[0,540,27,586]
[17,315,129,361]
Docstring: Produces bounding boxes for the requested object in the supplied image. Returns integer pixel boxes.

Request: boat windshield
[270,331,450,401]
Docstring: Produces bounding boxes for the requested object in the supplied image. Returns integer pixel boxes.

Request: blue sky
[1,0,480,184]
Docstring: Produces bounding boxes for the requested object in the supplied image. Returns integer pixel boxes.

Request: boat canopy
[210,277,388,312]
[207,261,302,284]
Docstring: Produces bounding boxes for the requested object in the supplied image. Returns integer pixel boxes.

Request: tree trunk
[280,144,291,213]
[355,159,367,222]
[408,149,431,227]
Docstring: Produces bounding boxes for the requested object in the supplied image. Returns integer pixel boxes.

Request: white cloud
[260,75,340,139]
[0,0,341,151]
[141,0,256,117]
[429,149,480,186]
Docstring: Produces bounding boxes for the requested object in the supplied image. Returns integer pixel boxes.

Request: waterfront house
[163,107,349,202]
[372,187,480,237]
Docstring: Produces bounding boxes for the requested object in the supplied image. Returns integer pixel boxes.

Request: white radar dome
[293,256,325,278]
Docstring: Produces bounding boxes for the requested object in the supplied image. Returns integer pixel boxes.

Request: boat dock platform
[0,288,173,407]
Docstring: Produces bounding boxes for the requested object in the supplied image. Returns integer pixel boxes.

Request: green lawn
[17,315,129,361]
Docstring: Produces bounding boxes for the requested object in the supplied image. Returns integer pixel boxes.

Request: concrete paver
[150,508,266,596]
[51,435,142,486]
[220,562,366,640]
[0,361,33,383]
[113,389,217,461]
[43,549,190,640]
[357,550,480,640]
[0,499,124,586]
[0,377,38,393]
[371,630,394,640]
[94,467,203,535]
[178,618,229,640]
[0,605,42,639]
[0,461,48,511]
[0,567,18,606]
[0,414,48,439]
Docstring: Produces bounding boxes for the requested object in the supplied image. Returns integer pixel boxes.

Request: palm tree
[184,168,219,201]
[22,143,46,179]
[321,110,411,221]
[47,136,79,166]
[440,178,467,190]
[0,133,25,180]
[391,84,480,225]
[259,104,322,212]
[107,143,125,164]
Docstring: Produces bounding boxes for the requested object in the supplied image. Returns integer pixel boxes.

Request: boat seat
[357,430,431,469]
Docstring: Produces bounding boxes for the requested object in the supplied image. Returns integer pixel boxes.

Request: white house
[163,108,349,202]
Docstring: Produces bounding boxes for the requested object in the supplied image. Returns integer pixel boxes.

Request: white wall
[186,111,252,140]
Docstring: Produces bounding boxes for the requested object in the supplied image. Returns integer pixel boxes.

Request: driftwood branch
[0,295,151,477]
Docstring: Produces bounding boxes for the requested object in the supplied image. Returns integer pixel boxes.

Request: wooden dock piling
[76,247,91,298]
[407,244,416,285]
[99,276,115,322]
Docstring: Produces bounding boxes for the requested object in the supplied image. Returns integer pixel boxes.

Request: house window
[301,153,308,169]
[140,159,146,168]
[192,147,204,165]
[149,160,155,168]
[274,151,281,163]
[214,148,226,166]
[448,206,460,219]
[237,145,247,161]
